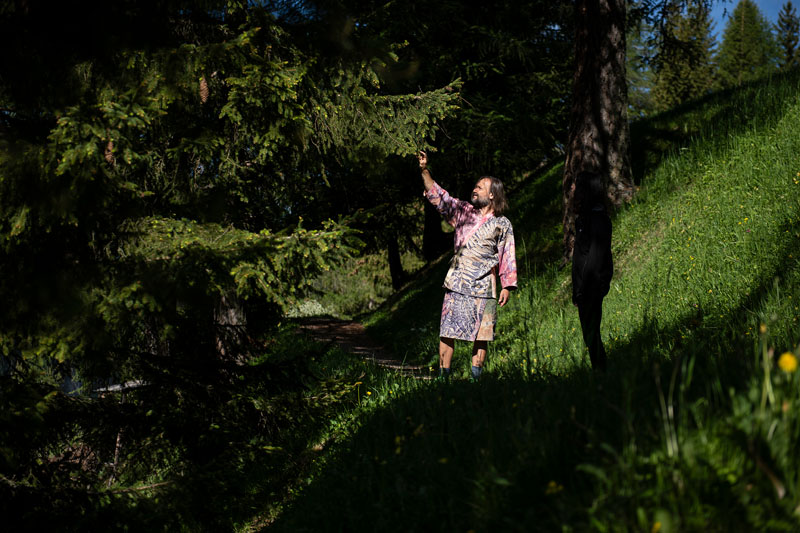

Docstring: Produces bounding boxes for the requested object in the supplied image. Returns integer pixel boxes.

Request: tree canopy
[716,0,779,87]
[652,0,717,110]
[0,0,460,522]
[0,0,460,366]
[776,1,800,69]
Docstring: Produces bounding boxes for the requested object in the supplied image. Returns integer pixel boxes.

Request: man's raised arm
[418,150,435,192]
[418,150,464,226]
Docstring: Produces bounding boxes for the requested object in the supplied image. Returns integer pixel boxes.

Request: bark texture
[563,0,634,262]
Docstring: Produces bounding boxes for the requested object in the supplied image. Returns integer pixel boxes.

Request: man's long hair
[483,176,508,216]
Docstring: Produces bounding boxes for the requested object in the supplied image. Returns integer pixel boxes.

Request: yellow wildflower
[652,522,662,533]
[545,480,564,495]
[778,352,798,373]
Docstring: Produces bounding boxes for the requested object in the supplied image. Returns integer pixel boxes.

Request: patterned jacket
[425,181,517,298]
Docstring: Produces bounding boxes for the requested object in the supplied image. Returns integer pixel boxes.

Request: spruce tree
[776,1,800,69]
[0,1,459,522]
[716,0,780,87]
[627,17,657,117]
[652,1,717,111]
[563,0,633,261]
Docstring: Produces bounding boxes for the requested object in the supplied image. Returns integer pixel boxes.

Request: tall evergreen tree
[332,0,574,265]
[652,0,717,110]
[627,17,658,117]
[716,0,779,87]
[562,0,718,260]
[0,1,459,521]
[776,1,800,69]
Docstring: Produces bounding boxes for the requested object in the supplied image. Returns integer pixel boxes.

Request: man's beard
[470,195,489,209]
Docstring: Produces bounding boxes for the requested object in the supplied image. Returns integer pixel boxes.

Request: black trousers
[578,297,607,371]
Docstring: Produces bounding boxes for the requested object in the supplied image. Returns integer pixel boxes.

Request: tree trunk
[215,291,247,362]
[563,0,634,263]
[422,200,449,262]
[387,233,405,290]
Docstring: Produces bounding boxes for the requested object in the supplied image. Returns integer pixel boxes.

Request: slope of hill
[271,70,800,531]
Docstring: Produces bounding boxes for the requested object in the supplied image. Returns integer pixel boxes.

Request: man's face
[470,178,492,209]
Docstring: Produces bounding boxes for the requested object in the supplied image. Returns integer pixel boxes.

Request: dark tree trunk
[214,291,247,362]
[563,0,634,263]
[422,200,449,262]
[387,233,405,290]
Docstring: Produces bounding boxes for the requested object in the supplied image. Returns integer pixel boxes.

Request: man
[418,151,517,381]
[571,171,613,372]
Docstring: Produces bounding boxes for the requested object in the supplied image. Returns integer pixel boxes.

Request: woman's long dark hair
[574,171,605,214]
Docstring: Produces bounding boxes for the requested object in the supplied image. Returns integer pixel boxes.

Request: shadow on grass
[267,244,800,532]
[271,70,800,532]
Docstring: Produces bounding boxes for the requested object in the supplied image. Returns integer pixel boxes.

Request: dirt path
[296,317,429,378]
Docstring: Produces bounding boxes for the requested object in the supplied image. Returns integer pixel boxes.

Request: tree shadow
[263,69,800,532]
[266,223,799,532]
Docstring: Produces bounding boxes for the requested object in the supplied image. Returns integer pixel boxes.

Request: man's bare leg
[471,340,488,379]
[438,337,455,380]
[471,340,487,366]
[439,337,455,368]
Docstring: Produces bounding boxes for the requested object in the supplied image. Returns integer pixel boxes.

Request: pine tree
[776,1,800,69]
[0,1,460,520]
[652,0,717,111]
[716,0,780,87]
[627,17,657,117]
[328,0,574,266]
[563,0,633,261]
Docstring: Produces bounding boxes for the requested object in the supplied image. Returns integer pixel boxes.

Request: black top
[572,209,613,305]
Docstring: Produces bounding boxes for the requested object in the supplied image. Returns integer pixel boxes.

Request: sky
[710,0,787,37]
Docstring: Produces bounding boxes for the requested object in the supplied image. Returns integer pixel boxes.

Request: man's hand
[498,288,511,307]
[418,150,434,192]
[418,150,428,170]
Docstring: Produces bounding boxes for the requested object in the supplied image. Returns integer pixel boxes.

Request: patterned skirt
[439,290,497,342]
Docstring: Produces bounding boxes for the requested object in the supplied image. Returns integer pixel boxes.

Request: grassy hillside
[267,70,800,532]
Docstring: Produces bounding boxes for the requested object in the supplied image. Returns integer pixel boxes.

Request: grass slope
[268,70,800,532]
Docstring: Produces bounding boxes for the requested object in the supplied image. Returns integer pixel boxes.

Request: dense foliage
[716,0,780,87]
[651,0,716,111]
[776,1,800,69]
[0,0,459,527]
[3,0,799,530]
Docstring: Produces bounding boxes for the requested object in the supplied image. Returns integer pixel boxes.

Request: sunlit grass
[270,70,800,531]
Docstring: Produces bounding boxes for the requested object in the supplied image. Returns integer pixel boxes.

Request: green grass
[288,250,426,319]
[264,70,800,532]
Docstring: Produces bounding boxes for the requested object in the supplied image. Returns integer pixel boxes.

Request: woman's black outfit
[571,207,613,371]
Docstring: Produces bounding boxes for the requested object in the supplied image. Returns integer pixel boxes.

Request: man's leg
[471,340,488,379]
[439,337,455,378]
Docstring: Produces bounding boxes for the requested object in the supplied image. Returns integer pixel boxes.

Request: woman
[571,171,613,371]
